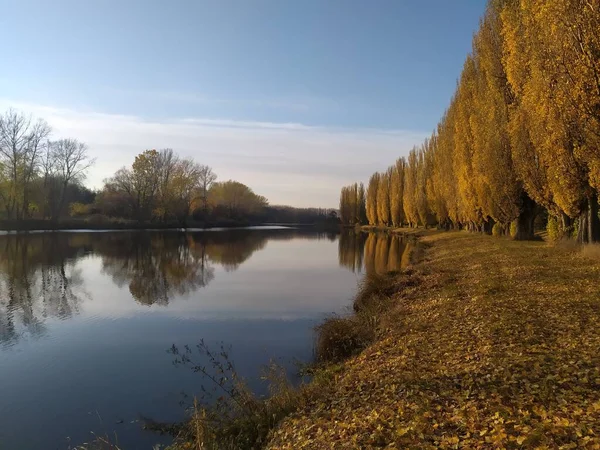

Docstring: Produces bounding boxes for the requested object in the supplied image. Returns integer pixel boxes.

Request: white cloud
[0,99,428,208]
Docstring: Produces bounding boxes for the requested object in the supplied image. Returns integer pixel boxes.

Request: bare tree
[50,138,95,220]
[0,109,51,220]
[155,148,179,221]
[198,165,217,216]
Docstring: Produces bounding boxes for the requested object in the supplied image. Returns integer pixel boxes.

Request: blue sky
[0,0,486,207]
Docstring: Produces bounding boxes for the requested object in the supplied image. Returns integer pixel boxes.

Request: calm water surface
[0,228,412,449]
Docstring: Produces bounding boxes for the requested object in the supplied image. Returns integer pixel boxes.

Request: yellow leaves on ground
[267,232,600,449]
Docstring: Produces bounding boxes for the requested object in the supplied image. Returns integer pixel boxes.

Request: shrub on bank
[546,216,580,242]
[315,270,416,364]
[164,342,337,450]
[314,316,373,363]
[353,271,400,312]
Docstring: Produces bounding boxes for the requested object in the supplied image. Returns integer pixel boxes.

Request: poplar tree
[389,158,406,227]
[403,149,419,227]
[366,173,380,226]
[340,0,600,241]
[376,170,391,226]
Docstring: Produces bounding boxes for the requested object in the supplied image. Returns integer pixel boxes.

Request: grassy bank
[265,230,600,448]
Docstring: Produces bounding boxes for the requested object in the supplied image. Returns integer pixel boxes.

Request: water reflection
[99,233,215,306]
[0,228,411,450]
[338,231,413,274]
[0,234,88,345]
[97,230,335,303]
[0,229,338,345]
[0,229,405,346]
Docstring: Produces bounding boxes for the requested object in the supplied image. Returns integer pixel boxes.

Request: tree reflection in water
[0,233,88,345]
[0,228,337,345]
[338,230,413,275]
[98,232,215,306]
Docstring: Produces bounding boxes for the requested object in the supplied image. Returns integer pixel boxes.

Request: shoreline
[264,230,600,448]
[0,220,341,233]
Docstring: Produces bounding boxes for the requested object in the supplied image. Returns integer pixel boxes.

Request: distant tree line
[77,147,273,226]
[340,0,600,243]
[0,109,339,228]
[94,149,339,226]
[261,206,339,225]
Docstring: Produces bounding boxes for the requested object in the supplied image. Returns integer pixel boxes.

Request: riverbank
[0,218,255,231]
[0,218,340,232]
[263,230,600,448]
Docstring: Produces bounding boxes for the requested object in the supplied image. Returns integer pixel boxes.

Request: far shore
[0,219,341,232]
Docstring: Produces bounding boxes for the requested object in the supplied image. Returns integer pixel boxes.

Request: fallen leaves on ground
[267,232,600,449]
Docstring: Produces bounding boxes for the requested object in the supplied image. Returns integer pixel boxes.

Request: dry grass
[267,231,600,449]
[165,357,341,450]
[71,433,121,450]
[581,242,600,261]
[314,316,373,363]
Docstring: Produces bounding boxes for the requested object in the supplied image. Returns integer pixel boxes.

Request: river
[0,227,412,449]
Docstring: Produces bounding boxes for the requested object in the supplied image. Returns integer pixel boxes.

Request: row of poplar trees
[340,0,600,243]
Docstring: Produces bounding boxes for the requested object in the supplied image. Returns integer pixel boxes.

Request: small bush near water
[164,340,336,450]
[353,270,402,312]
[314,316,373,363]
[314,270,417,364]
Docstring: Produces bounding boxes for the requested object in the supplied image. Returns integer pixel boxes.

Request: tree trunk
[514,193,538,240]
[483,217,495,235]
[577,193,600,244]
[561,213,572,236]
[53,181,69,223]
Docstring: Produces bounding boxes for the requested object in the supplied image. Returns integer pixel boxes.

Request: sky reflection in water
[0,228,412,449]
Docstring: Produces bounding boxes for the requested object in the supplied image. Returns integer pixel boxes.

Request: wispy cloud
[0,99,428,208]
[102,87,322,113]
[179,117,313,130]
